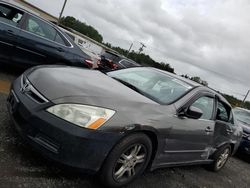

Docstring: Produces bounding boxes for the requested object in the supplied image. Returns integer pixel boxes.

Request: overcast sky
[24,0,250,100]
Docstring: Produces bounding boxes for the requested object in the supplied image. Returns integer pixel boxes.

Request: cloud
[25,0,250,99]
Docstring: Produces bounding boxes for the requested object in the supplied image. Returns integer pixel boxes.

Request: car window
[108,68,193,104]
[25,16,66,45]
[190,96,214,120]
[102,52,121,62]
[216,101,230,122]
[0,4,23,27]
[120,60,136,68]
[66,33,75,41]
[120,60,130,67]
[54,32,65,45]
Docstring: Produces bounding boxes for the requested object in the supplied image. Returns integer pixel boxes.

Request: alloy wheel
[113,144,146,182]
[216,148,230,170]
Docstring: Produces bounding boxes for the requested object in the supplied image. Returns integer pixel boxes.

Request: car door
[13,14,67,66]
[163,93,216,163]
[0,3,24,63]
[213,99,237,148]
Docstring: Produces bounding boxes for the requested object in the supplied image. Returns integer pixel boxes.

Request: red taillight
[111,63,118,69]
[85,59,93,68]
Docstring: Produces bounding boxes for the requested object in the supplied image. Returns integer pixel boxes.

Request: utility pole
[126,43,133,57]
[241,90,250,107]
[57,0,68,25]
[138,42,146,54]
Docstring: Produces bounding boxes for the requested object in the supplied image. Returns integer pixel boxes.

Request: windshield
[234,108,250,125]
[108,68,193,104]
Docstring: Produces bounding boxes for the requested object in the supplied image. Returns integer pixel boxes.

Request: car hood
[27,66,157,105]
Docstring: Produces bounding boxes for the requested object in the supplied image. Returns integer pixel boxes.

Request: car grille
[20,75,49,104]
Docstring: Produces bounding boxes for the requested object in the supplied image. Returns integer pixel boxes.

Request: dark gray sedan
[7,66,242,187]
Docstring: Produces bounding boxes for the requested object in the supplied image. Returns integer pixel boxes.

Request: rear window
[120,60,139,68]
[25,16,69,46]
[102,52,121,63]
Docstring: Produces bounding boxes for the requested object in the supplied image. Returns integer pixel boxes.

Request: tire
[207,145,231,172]
[100,133,152,188]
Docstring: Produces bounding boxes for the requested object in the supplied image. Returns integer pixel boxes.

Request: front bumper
[7,77,122,173]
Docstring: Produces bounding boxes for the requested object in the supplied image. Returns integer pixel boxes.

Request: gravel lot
[0,65,250,188]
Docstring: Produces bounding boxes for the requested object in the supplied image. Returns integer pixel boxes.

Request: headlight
[47,104,115,129]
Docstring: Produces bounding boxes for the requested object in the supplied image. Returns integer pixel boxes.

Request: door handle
[205,127,213,133]
[7,30,14,35]
[57,47,64,52]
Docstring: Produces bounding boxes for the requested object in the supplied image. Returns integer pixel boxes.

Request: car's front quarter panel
[7,76,123,172]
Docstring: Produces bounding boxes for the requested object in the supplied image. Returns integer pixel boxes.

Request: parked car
[233,107,250,154]
[98,50,141,71]
[0,1,90,68]
[7,66,242,187]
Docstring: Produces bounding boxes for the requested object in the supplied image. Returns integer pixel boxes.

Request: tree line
[60,16,103,43]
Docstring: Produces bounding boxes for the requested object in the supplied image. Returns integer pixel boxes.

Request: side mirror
[186,106,203,119]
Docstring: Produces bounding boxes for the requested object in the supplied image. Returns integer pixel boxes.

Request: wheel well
[140,130,158,168]
[215,143,235,156]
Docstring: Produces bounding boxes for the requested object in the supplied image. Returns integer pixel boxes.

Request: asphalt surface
[0,65,250,188]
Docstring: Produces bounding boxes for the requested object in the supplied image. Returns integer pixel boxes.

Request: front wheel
[100,133,152,188]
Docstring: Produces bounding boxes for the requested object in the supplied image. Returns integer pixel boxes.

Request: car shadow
[1,62,27,72]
